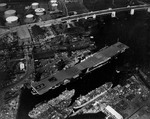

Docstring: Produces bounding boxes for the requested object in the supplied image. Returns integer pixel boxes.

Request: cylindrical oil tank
[25,14,34,23]
[0,3,7,11]
[31,2,39,9]
[35,8,45,16]
[5,16,19,27]
[4,9,16,18]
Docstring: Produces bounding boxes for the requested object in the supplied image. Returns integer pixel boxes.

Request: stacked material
[51,2,58,11]
[50,0,58,11]
[52,3,58,7]
[51,0,57,3]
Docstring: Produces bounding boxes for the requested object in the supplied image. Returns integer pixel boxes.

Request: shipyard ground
[18,11,150,119]
[0,0,150,119]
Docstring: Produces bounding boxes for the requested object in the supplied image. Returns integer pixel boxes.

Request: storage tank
[0,3,7,11]
[4,9,16,18]
[35,8,45,16]
[25,14,35,23]
[5,16,19,27]
[31,2,39,9]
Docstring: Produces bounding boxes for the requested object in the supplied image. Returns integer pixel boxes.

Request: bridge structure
[8,4,150,31]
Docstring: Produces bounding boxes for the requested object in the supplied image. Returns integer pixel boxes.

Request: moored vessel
[28,89,75,119]
[73,82,113,109]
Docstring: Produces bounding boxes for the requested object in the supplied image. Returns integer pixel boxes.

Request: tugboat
[28,89,75,119]
[73,82,113,109]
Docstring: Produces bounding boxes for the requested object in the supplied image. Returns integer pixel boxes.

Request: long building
[31,42,129,95]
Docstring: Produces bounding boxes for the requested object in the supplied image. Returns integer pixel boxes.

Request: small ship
[71,75,150,119]
[73,82,113,109]
[28,89,75,119]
